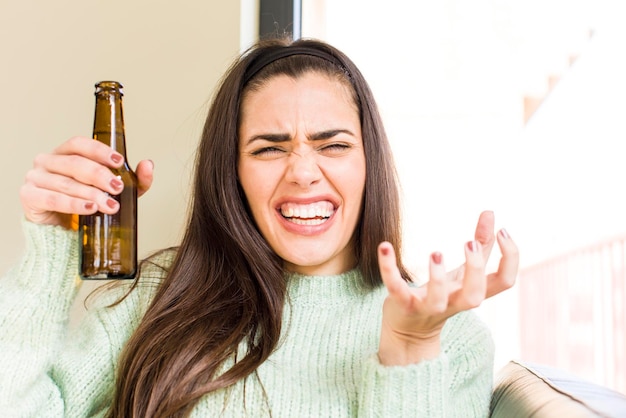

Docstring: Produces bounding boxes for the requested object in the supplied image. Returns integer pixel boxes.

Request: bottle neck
[93,88,127,156]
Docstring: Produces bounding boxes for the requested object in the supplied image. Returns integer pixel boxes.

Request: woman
[1,38,518,417]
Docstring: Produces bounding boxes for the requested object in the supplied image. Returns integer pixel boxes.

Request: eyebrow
[244,129,355,146]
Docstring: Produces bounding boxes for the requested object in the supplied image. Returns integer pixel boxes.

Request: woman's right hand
[20,136,154,229]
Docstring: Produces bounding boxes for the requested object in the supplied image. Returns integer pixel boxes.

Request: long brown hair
[108,38,409,418]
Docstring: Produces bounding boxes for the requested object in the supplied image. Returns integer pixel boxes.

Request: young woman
[2,38,518,417]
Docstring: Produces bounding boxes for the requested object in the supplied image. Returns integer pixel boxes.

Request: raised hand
[20,136,154,229]
[376,211,519,366]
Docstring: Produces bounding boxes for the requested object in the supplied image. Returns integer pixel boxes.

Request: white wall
[0,1,253,276]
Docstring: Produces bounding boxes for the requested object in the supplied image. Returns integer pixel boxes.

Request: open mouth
[280,201,335,226]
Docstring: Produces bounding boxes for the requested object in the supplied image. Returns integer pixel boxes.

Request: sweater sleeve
[357,310,495,418]
[0,221,83,416]
[0,221,161,418]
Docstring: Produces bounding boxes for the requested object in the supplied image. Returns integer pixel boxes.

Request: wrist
[378,330,441,366]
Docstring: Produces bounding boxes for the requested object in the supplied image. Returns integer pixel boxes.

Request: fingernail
[499,228,510,239]
[84,202,95,210]
[467,240,480,252]
[380,246,390,256]
[431,252,442,264]
[106,198,119,210]
[110,177,123,191]
[110,153,123,164]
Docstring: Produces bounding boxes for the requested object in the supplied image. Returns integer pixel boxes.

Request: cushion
[490,360,626,417]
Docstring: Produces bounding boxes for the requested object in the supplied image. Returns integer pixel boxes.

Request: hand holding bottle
[19,136,154,230]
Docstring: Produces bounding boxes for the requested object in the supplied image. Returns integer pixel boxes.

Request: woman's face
[238,71,366,276]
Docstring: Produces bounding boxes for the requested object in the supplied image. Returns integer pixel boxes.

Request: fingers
[439,213,519,310]
[459,240,487,308]
[45,137,124,194]
[486,229,519,298]
[32,153,123,198]
[474,210,495,262]
[20,136,131,226]
[378,242,412,305]
[135,159,154,197]
[54,136,124,167]
[21,170,119,215]
[377,214,518,364]
[425,252,448,312]
[26,144,122,208]
[379,243,450,313]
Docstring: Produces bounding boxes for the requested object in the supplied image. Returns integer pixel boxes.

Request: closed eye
[250,146,286,157]
[318,142,352,156]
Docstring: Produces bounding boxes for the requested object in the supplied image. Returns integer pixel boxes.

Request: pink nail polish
[380,246,390,256]
[431,252,442,264]
[110,178,123,191]
[467,240,480,252]
[84,202,95,210]
[106,198,119,209]
[110,153,123,164]
[500,228,510,239]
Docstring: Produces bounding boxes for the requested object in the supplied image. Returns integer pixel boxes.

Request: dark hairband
[243,46,349,84]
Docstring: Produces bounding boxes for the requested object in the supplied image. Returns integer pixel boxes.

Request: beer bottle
[79,81,138,280]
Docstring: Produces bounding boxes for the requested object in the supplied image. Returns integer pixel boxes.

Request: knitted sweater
[0,221,495,417]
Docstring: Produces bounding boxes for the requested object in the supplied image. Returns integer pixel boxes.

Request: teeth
[290,217,327,226]
[280,201,334,221]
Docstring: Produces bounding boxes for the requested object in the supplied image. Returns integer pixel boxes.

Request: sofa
[490,360,626,417]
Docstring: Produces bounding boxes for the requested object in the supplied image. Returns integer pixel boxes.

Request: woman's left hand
[376,211,519,366]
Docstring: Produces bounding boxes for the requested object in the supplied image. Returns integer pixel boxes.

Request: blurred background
[1,0,624,395]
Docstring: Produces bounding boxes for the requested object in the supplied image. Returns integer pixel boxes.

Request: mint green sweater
[0,222,495,417]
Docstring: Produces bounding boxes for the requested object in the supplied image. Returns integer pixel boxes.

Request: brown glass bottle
[79,81,138,280]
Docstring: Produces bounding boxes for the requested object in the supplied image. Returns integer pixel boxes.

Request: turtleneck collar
[284,269,379,306]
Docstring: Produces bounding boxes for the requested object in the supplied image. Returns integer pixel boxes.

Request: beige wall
[0,1,257,275]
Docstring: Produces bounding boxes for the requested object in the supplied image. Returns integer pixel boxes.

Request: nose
[285,148,322,188]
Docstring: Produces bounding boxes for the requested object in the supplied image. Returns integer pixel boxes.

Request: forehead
[239,72,359,130]
[244,66,354,98]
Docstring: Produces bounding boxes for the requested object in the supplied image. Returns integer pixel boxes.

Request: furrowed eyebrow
[245,129,354,146]
[245,133,290,146]
[309,129,354,140]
